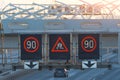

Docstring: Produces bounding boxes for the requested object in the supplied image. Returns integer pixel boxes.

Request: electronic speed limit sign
[21,34,42,60]
[81,36,97,53]
[23,37,39,53]
[78,34,99,59]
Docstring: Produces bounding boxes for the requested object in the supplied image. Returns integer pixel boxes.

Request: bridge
[0,0,120,80]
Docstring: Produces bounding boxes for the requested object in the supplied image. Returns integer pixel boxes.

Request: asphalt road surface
[0,51,118,80]
[15,53,119,80]
[14,68,120,80]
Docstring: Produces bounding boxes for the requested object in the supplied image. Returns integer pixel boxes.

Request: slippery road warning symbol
[49,34,70,60]
[51,37,68,53]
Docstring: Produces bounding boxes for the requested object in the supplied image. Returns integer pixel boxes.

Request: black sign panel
[49,34,70,60]
[21,34,42,60]
[78,34,99,59]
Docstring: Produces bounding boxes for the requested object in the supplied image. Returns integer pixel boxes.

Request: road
[13,68,120,80]
[14,53,118,80]
[0,51,118,80]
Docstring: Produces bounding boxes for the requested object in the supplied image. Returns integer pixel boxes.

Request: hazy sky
[0,0,120,10]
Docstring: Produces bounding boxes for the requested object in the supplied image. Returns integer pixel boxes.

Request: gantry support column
[118,33,120,64]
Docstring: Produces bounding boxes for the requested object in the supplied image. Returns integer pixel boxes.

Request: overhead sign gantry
[0,0,116,70]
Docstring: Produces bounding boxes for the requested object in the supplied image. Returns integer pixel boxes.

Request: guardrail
[0,48,20,65]
[0,47,118,65]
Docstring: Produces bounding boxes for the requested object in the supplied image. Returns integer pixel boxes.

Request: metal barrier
[0,48,20,65]
[100,47,118,64]
[0,47,118,65]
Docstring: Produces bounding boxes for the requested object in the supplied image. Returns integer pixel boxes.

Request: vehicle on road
[54,68,68,77]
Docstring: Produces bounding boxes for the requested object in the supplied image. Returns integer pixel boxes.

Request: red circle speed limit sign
[23,36,40,53]
[81,36,97,53]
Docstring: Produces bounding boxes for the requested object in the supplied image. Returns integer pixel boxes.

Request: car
[54,68,68,77]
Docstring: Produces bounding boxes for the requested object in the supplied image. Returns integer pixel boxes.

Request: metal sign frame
[20,34,42,60]
[49,34,70,60]
[78,34,100,59]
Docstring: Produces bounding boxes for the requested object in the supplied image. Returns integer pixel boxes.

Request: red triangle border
[51,36,69,53]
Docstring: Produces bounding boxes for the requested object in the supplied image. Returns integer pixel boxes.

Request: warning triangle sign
[51,37,69,53]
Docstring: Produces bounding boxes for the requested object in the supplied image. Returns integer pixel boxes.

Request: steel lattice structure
[0,0,120,19]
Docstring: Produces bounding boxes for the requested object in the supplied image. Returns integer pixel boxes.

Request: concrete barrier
[0,69,35,80]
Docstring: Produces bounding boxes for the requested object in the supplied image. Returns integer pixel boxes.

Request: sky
[0,0,120,10]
